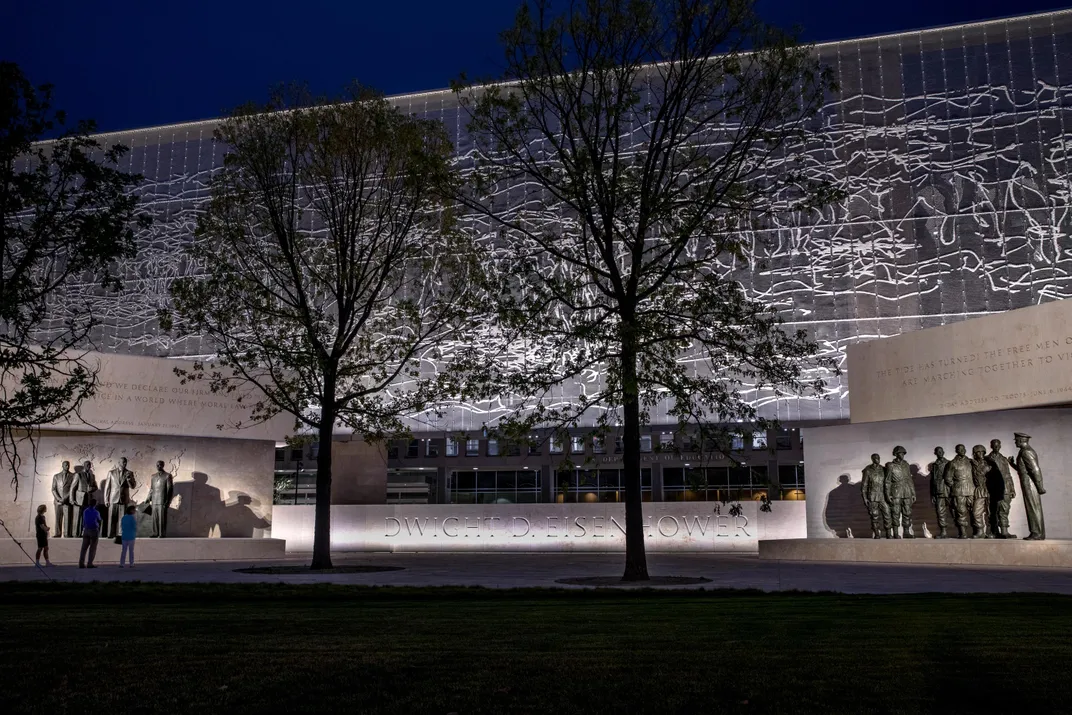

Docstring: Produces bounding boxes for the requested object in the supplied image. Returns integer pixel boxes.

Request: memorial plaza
[3,8,1072,570]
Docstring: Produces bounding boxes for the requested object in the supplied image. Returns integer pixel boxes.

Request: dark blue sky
[4,0,1069,133]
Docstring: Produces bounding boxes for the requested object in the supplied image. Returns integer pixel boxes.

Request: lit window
[466,439,480,457]
[446,437,459,457]
[487,439,499,456]
[730,433,744,451]
[593,436,606,454]
[640,435,652,453]
[550,434,563,454]
[571,435,585,454]
[658,433,673,452]
[752,432,768,450]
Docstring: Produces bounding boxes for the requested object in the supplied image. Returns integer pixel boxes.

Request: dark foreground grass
[2,583,1071,714]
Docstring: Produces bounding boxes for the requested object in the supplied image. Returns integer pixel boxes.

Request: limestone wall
[803,408,1072,539]
[3,431,274,538]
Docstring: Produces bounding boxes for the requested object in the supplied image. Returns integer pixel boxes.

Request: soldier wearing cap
[1011,432,1046,540]
[946,444,974,539]
[928,446,952,538]
[861,453,892,539]
[970,445,992,538]
[986,438,1017,539]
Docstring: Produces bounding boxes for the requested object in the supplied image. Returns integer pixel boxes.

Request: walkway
[4,552,1072,593]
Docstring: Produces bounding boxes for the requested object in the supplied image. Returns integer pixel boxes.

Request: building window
[640,435,652,453]
[273,470,317,505]
[592,436,606,454]
[658,432,673,452]
[550,434,563,454]
[387,442,400,460]
[274,448,285,463]
[449,469,541,504]
[555,468,653,503]
[528,435,542,456]
[730,433,744,451]
[406,439,419,458]
[290,448,303,462]
[465,439,480,457]
[487,439,499,457]
[775,430,792,450]
[752,432,768,450]
[446,436,459,457]
[570,435,585,454]
[386,469,436,504]
[426,439,440,458]
[663,465,769,502]
[506,441,521,457]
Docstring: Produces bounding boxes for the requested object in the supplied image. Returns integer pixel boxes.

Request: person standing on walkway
[34,505,53,566]
[119,505,137,568]
[79,498,102,568]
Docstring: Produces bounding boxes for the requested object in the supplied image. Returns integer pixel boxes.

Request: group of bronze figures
[49,458,175,538]
[861,433,1046,540]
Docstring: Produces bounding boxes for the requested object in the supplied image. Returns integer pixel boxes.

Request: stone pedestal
[0,537,286,566]
[759,538,1072,568]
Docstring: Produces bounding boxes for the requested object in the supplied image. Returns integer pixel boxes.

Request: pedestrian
[119,504,137,568]
[34,505,53,567]
[79,498,101,569]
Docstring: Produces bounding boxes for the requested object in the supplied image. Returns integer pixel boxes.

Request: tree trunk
[311,406,334,570]
[620,326,649,581]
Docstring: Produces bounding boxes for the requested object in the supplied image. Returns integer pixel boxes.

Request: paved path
[4,552,1072,593]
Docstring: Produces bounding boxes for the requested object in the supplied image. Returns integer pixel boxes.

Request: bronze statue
[928,446,952,538]
[986,439,1017,539]
[50,461,74,538]
[1011,433,1046,540]
[70,461,97,538]
[148,461,174,538]
[884,446,915,538]
[101,457,137,539]
[946,444,974,539]
[970,445,991,539]
[861,453,891,538]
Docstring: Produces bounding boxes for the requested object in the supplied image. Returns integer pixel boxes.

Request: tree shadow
[823,473,870,538]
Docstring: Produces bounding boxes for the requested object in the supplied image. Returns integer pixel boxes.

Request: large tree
[0,62,145,496]
[166,86,481,569]
[456,0,839,580]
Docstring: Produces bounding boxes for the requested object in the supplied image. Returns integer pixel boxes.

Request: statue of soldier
[884,446,915,538]
[946,444,974,538]
[50,461,75,538]
[928,446,952,538]
[970,445,992,539]
[986,438,1017,539]
[1011,433,1046,540]
[70,461,97,538]
[861,453,891,539]
[148,461,174,538]
[101,457,137,539]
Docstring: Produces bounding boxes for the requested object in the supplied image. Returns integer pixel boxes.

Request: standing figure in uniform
[148,461,174,538]
[986,438,1017,539]
[884,446,915,538]
[102,458,137,539]
[1011,433,1046,540]
[969,445,992,538]
[946,444,974,539]
[71,461,97,538]
[50,461,74,538]
[861,453,891,539]
[928,447,952,538]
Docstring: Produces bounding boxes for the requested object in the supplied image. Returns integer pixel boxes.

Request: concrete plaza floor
[3,552,1072,593]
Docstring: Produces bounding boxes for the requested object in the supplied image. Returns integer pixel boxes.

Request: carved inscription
[383,514,752,540]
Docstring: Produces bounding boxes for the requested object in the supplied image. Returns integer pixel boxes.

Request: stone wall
[803,408,1072,539]
[272,502,806,553]
[3,431,274,538]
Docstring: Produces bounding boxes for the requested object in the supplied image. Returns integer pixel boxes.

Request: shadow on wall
[823,464,936,538]
[167,472,271,538]
[823,474,871,538]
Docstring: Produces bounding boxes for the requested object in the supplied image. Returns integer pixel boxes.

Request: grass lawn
[1,583,1070,714]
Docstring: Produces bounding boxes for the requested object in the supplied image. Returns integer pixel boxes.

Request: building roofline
[85,6,1072,143]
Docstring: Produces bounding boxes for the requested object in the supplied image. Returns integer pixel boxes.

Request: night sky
[4,0,1070,134]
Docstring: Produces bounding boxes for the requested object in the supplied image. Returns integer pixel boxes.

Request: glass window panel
[466,439,480,456]
[446,437,459,457]
[487,439,499,456]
